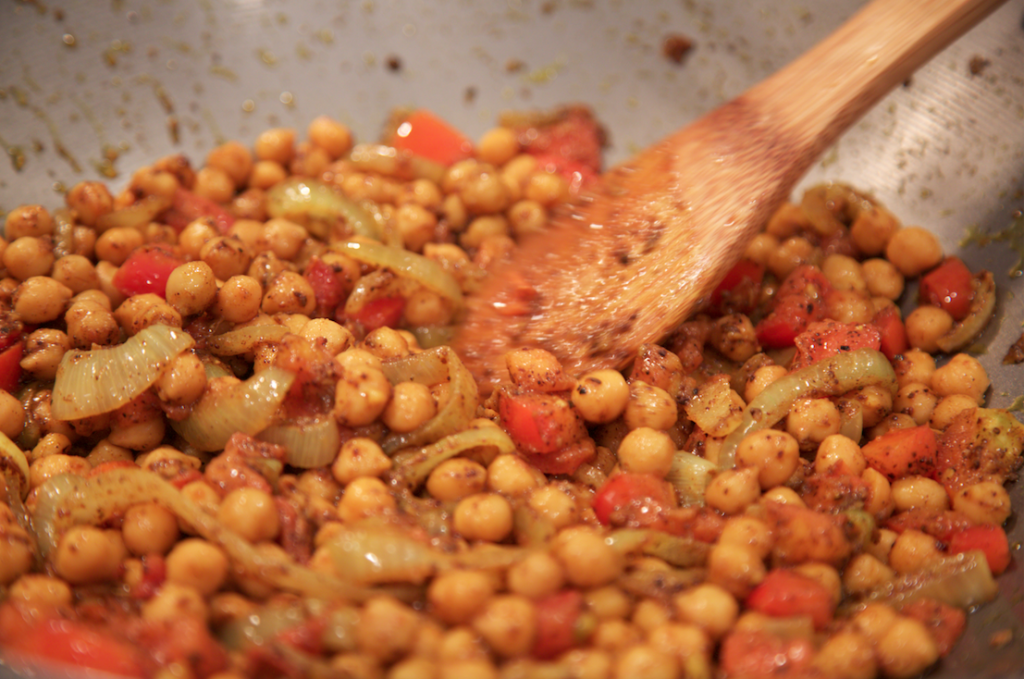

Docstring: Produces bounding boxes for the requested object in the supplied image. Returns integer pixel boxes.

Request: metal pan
[0,1,1021,677]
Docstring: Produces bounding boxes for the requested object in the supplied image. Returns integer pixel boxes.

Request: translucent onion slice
[380,346,480,453]
[205,324,290,356]
[259,416,341,468]
[95,194,172,233]
[172,367,296,452]
[334,239,463,312]
[344,268,415,316]
[328,521,446,585]
[388,427,515,489]
[266,177,379,240]
[0,431,29,499]
[606,529,710,568]
[32,469,385,601]
[936,271,996,353]
[349,143,446,185]
[51,324,195,420]
[861,550,997,610]
[718,348,897,469]
[666,450,718,507]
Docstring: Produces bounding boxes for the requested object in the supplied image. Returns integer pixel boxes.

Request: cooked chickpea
[217,487,280,543]
[905,305,954,353]
[122,502,180,556]
[888,529,942,574]
[527,484,579,529]
[709,314,759,362]
[862,258,904,299]
[193,166,235,203]
[613,645,678,679]
[205,140,254,187]
[249,160,288,189]
[814,434,866,476]
[331,437,390,485]
[334,362,392,427]
[572,369,630,424]
[382,381,437,434]
[861,467,894,518]
[786,397,841,448]
[339,476,398,522]
[767,236,815,279]
[254,127,297,164]
[930,353,989,403]
[471,595,536,658]
[930,394,977,430]
[885,226,943,277]
[851,602,899,645]
[453,493,513,542]
[952,481,1011,525]
[743,232,778,266]
[843,552,896,595]
[0,390,26,439]
[201,235,252,280]
[356,596,421,663]
[5,204,55,239]
[586,585,632,620]
[554,527,623,588]
[428,569,495,625]
[875,617,939,679]
[718,516,773,560]
[744,364,787,403]
[20,328,71,380]
[673,584,737,639]
[487,454,545,497]
[822,254,867,292]
[142,582,208,622]
[54,526,127,584]
[706,543,766,599]
[460,215,509,249]
[506,551,564,599]
[760,486,805,507]
[426,457,488,502]
[0,519,34,586]
[95,227,144,266]
[617,427,676,478]
[893,382,938,425]
[51,254,100,294]
[262,271,316,314]
[736,429,801,488]
[477,127,519,166]
[850,205,900,255]
[29,453,90,490]
[165,538,229,596]
[523,170,569,207]
[812,630,877,679]
[216,275,263,323]
[704,467,762,514]
[624,381,677,431]
[891,475,948,513]
[827,289,875,324]
[13,276,73,324]
[8,574,73,611]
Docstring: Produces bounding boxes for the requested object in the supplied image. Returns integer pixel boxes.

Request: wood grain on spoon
[454,0,1006,393]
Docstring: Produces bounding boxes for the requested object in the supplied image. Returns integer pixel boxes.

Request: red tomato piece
[304,256,347,314]
[861,425,938,481]
[709,258,765,315]
[517,106,604,179]
[720,629,816,679]
[872,305,909,360]
[919,257,974,321]
[745,569,835,630]
[498,391,584,455]
[532,590,583,660]
[0,341,23,393]
[791,319,881,370]
[948,525,1011,575]
[900,598,966,657]
[591,472,676,526]
[347,296,405,332]
[163,187,235,234]
[756,265,833,348]
[4,618,148,678]
[112,245,185,299]
[390,109,475,167]
[523,438,596,476]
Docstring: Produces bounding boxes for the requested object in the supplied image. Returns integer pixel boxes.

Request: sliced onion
[95,194,172,233]
[266,177,379,240]
[0,431,29,499]
[861,551,997,610]
[172,367,295,452]
[205,324,290,356]
[380,346,479,453]
[32,468,383,601]
[259,416,341,468]
[936,271,996,354]
[410,325,456,349]
[334,240,463,311]
[349,143,446,185]
[607,529,710,568]
[344,268,415,316]
[618,567,705,601]
[666,450,717,507]
[837,397,864,442]
[328,520,446,585]
[388,427,515,489]
[718,348,897,469]
[51,324,195,420]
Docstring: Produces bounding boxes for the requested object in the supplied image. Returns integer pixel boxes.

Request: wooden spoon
[454,0,1006,392]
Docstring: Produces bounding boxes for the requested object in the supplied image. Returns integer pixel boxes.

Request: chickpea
[477,127,519,166]
[875,617,939,679]
[524,171,568,207]
[426,458,487,502]
[404,288,454,326]
[527,484,579,529]
[554,527,624,588]
[249,160,288,189]
[339,476,397,523]
[65,298,120,348]
[613,645,678,679]
[624,381,677,431]
[827,289,875,324]
[767,236,815,279]
[262,271,316,315]
[51,254,100,294]
[363,326,412,360]
[862,258,905,300]
[0,515,34,586]
[736,430,801,488]
[705,467,762,514]
[8,574,73,611]
[673,584,738,639]
[308,116,353,159]
[193,166,235,203]
[165,538,229,596]
[333,362,392,427]
[617,427,676,478]
[330,438,390,485]
[95,227,144,266]
[5,204,55,239]
[814,434,866,476]
[905,305,954,353]
[718,516,774,560]
[460,215,509,249]
[122,502,180,556]
[931,353,989,404]
[216,275,263,323]
[54,526,127,584]
[263,218,308,261]
[812,630,877,679]
[254,127,297,164]
[300,318,353,356]
[760,486,805,507]
[930,394,977,430]
[861,467,894,519]
[453,492,513,542]
[19,328,71,380]
[356,596,420,663]
[487,454,545,497]
[786,397,841,449]
[592,619,643,653]
[843,553,896,595]
[744,364,787,403]
[706,542,766,599]
[952,481,1011,525]
[381,381,436,434]
[142,582,208,622]
[114,293,182,335]
[586,586,632,620]
[885,226,943,277]
[888,529,942,574]
[201,236,252,280]
[442,193,468,231]
[744,232,779,266]
[205,140,254,187]
[13,276,73,324]
[29,453,90,490]
[851,602,899,645]
[427,569,495,625]
[217,487,280,543]
[506,551,564,600]
[471,595,536,658]
[0,390,26,439]
[507,199,547,237]
[177,218,218,260]
[571,369,629,424]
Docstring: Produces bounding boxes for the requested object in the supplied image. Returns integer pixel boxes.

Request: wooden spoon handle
[750,0,1007,161]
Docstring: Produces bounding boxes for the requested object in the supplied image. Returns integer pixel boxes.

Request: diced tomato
[530,153,599,192]
[346,296,405,332]
[591,472,676,526]
[0,341,23,393]
[790,319,881,370]
[948,525,1011,575]
[745,569,835,630]
[498,391,585,455]
[920,257,974,321]
[523,438,596,475]
[872,305,909,360]
[517,106,604,182]
[861,425,937,481]
[163,187,235,234]
[532,590,583,659]
[304,256,347,314]
[112,244,185,299]
[756,265,833,348]
[884,508,976,542]
[901,598,967,657]
[709,259,765,315]
[2,617,148,678]
[390,109,475,167]
[720,629,816,679]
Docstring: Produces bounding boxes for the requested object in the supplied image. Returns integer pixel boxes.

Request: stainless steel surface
[0,0,1022,677]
